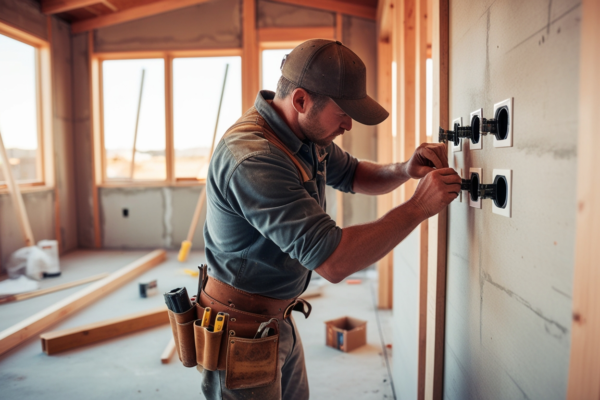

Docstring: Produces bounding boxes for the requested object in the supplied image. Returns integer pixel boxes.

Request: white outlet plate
[468,168,482,209]
[492,169,512,218]
[469,108,483,150]
[493,98,513,148]
[452,117,462,152]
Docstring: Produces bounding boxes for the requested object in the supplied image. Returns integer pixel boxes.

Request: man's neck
[269,96,306,142]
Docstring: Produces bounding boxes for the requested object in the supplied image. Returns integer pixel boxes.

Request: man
[201,39,461,399]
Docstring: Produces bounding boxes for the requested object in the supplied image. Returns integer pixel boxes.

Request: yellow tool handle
[213,312,225,332]
[201,307,212,327]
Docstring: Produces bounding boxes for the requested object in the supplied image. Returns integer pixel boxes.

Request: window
[102,59,166,180]
[261,49,292,92]
[97,52,242,184]
[0,33,41,184]
[173,56,241,179]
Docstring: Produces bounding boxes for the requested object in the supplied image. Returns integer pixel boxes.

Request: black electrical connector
[438,122,471,145]
[460,173,508,209]
[480,106,510,141]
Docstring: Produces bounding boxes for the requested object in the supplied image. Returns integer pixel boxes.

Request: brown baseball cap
[280,39,389,126]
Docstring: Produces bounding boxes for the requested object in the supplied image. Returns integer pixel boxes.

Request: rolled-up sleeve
[325,142,359,193]
[226,153,341,270]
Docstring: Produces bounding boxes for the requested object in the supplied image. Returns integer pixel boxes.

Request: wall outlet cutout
[122,208,129,218]
[468,168,482,209]
[469,108,483,150]
[452,117,462,152]
[492,169,512,217]
[493,98,513,148]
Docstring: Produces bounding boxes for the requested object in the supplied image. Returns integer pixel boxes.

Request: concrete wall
[0,0,78,269]
[444,1,580,399]
[73,1,379,249]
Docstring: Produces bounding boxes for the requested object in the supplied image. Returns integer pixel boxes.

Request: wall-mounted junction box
[493,98,513,148]
[469,108,483,150]
[468,168,482,209]
[491,169,512,217]
[452,117,462,152]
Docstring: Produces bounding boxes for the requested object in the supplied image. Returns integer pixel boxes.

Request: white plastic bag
[6,246,54,281]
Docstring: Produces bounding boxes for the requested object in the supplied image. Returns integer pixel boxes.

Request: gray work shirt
[203,91,358,299]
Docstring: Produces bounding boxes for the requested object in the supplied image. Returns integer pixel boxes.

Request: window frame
[0,21,54,193]
[91,48,242,188]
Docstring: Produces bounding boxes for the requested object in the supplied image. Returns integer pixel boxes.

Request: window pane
[262,49,292,92]
[103,59,166,180]
[173,56,242,179]
[0,34,39,183]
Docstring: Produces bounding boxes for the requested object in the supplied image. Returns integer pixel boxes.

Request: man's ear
[291,88,309,115]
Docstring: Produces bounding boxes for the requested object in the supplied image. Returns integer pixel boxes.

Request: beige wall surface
[0,0,78,268]
[94,0,242,52]
[444,0,581,399]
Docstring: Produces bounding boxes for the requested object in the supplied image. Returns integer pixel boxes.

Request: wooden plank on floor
[567,0,600,398]
[40,306,168,355]
[161,337,176,364]
[0,250,166,357]
[423,0,449,399]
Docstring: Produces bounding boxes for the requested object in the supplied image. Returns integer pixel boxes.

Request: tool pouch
[167,305,197,368]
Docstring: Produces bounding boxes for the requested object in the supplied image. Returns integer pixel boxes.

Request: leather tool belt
[167,265,312,390]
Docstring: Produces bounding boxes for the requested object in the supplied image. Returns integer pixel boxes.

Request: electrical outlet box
[452,117,462,152]
[492,169,512,217]
[469,108,483,150]
[493,98,513,148]
[469,168,482,209]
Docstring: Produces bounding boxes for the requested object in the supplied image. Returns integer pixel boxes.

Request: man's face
[298,97,353,147]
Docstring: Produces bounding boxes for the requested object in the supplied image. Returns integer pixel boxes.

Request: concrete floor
[0,250,395,399]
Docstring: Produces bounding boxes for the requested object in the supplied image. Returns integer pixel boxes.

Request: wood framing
[376,36,393,309]
[0,250,166,357]
[242,0,259,111]
[89,32,103,247]
[416,0,429,396]
[567,0,600,398]
[40,306,169,355]
[424,0,449,398]
[71,0,212,33]
[42,0,103,14]
[377,0,392,41]
[397,0,417,203]
[258,27,335,43]
[271,0,376,20]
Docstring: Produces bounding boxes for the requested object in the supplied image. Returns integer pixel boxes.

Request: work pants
[201,315,309,400]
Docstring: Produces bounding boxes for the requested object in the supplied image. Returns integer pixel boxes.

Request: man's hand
[410,168,461,218]
[405,143,449,179]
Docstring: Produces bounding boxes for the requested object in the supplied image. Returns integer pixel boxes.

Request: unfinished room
[0,0,598,399]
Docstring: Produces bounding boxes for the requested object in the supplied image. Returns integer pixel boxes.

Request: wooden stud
[398,0,417,203]
[42,0,104,14]
[40,306,169,355]
[423,0,449,398]
[258,27,335,43]
[165,55,174,184]
[376,37,394,310]
[376,0,392,41]
[0,273,109,305]
[567,0,600,398]
[161,337,176,364]
[271,0,376,21]
[416,0,429,397]
[0,249,166,357]
[88,32,103,248]
[242,0,259,111]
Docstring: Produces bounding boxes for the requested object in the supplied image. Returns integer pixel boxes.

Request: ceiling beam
[42,0,104,15]
[271,0,376,20]
[71,0,211,33]
[258,27,335,43]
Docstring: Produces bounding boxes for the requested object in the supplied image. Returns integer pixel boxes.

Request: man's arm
[316,167,461,283]
[353,143,449,195]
